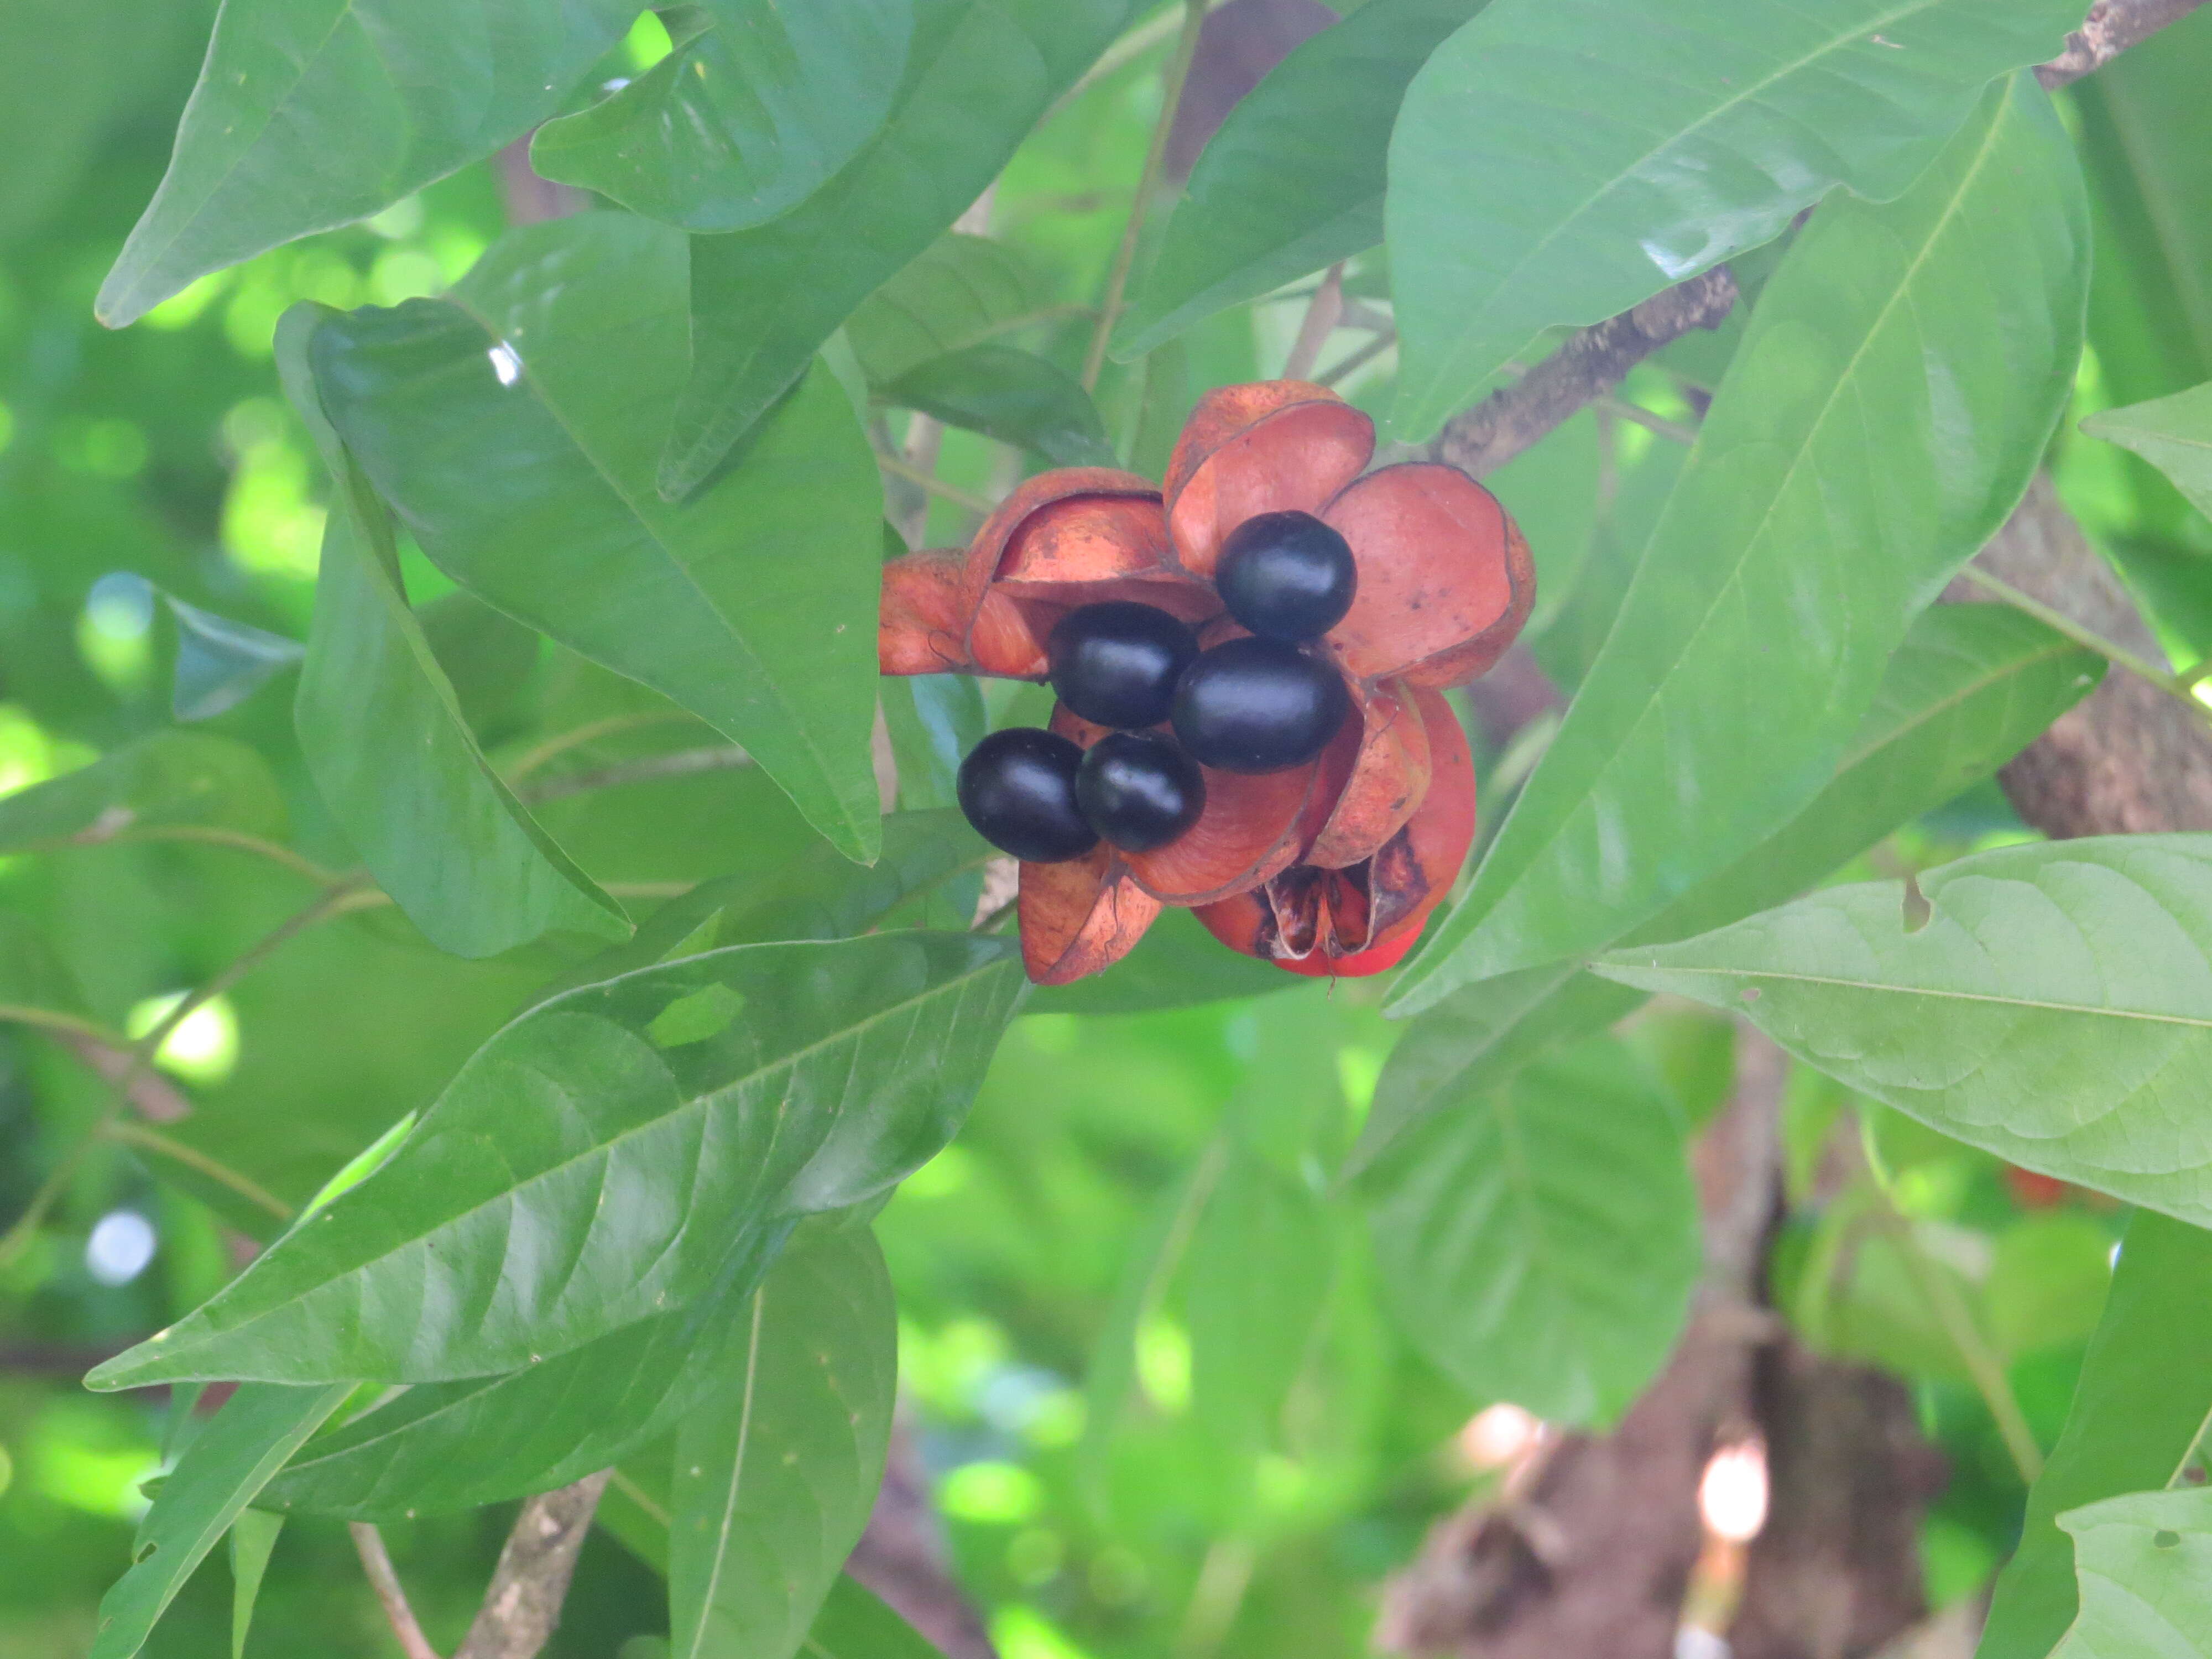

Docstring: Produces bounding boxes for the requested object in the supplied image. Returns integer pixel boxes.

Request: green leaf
[1350,966,1642,1176]
[227,1509,283,1659]
[95,0,638,326]
[845,232,1062,388]
[0,731,284,852]
[532,0,914,233]
[1983,1213,2114,1362]
[165,597,303,723]
[661,0,1137,496]
[0,909,97,1036]
[280,303,630,959]
[2085,382,2212,521]
[802,1574,948,1659]
[310,215,886,863]
[86,932,1024,1389]
[1185,1148,1333,1457]
[259,1229,786,1519]
[1384,0,2086,439]
[1115,0,1487,358]
[1979,1212,2212,1659]
[1359,1034,1699,1425]
[90,1383,351,1659]
[1594,836,2212,1225]
[1391,75,2089,1013]
[881,678,986,813]
[670,1220,896,1659]
[2049,1486,2212,1658]
[883,345,1116,467]
[1634,603,2105,946]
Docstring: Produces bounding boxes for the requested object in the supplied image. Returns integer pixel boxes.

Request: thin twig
[43,823,347,887]
[1042,0,1238,127]
[1082,0,1209,390]
[2038,0,2211,86]
[102,1121,294,1223]
[1316,329,1395,389]
[352,1522,445,1659]
[1594,395,1698,447]
[1959,565,2207,716]
[0,880,369,1273]
[1281,263,1344,382]
[519,746,753,806]
[877,451,996,516]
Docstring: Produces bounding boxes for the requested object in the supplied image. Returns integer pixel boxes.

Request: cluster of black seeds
[958,511,1358,864]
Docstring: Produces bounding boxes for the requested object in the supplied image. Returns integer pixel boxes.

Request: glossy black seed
[957,728,1098,863]
[1171,636,1351,775]
[1076,732,1206,853]
[1047,601,1199,730]
[1215,510,1358,641]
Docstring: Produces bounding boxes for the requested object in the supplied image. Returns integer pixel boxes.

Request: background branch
[2038,0,2212,86]
[453,1473,612,1659]
[352,1522,445,1659]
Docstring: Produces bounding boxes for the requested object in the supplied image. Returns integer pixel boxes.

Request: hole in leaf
[2155,1529,2182,1550]
[1901,873,1932,934]
[1740,987,1761,1003]
[134,1540,159,1564]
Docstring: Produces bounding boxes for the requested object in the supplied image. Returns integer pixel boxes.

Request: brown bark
[1728,1348,1947,1659]
[2038,0,2212,86]
[453,1473,612,1659]
[1957,476,2212,837]
[1376,1032,1785,1658]
[1423,269,1740,483]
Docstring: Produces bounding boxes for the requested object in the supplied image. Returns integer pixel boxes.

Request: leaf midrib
[1447,90,2017,964]
[121,956,1010,1375]
[1612,961,2212,1030]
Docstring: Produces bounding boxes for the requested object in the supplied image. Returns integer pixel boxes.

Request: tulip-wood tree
[4,1,2212,1657]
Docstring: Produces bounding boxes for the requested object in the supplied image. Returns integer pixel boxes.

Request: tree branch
[1418,267,1739,481]
[1953,476,2212,837]
[847,1420,999,1659]
[454,1473,612,1659]
[352,1522,445,1659]
[2037,0,2212,87]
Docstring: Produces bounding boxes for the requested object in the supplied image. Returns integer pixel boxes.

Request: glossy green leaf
[0,731,283,852]
[1596,836,2212,1225]
[1185,1147,1333,1456]
[95,0,638,326]
[2049,1486,2212,1658]
[883,345,1115,467]
[1634,603,2105,946]
[1392,76,2089,1013]
[280,303,630,959]
[260,1230,785,1519]
[87,932,1024,1389]
[1385,0,2085,438]
[670,1220,896,1659]
[165,596,302,723]
[311,215,886,862]
[1350,966,1640,1176]
[2085,382,2212,520]
[1980,1212,2212,1659]
[227,1509,283,1659]
[1359,1035,1699,1425]
[90,1383,351,1659]
[802,1574,947,1659]
[661,0,1136,496]
[844,233,1061,388]
[1115,0,1486,357]
[533,0,913,232]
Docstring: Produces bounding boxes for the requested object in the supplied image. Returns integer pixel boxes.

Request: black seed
[1046,601,1199,730]
[1076,732,1206,853]
[1215,510,1358,641]
[957,728,1098,863]
[1171,636,1350,775]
